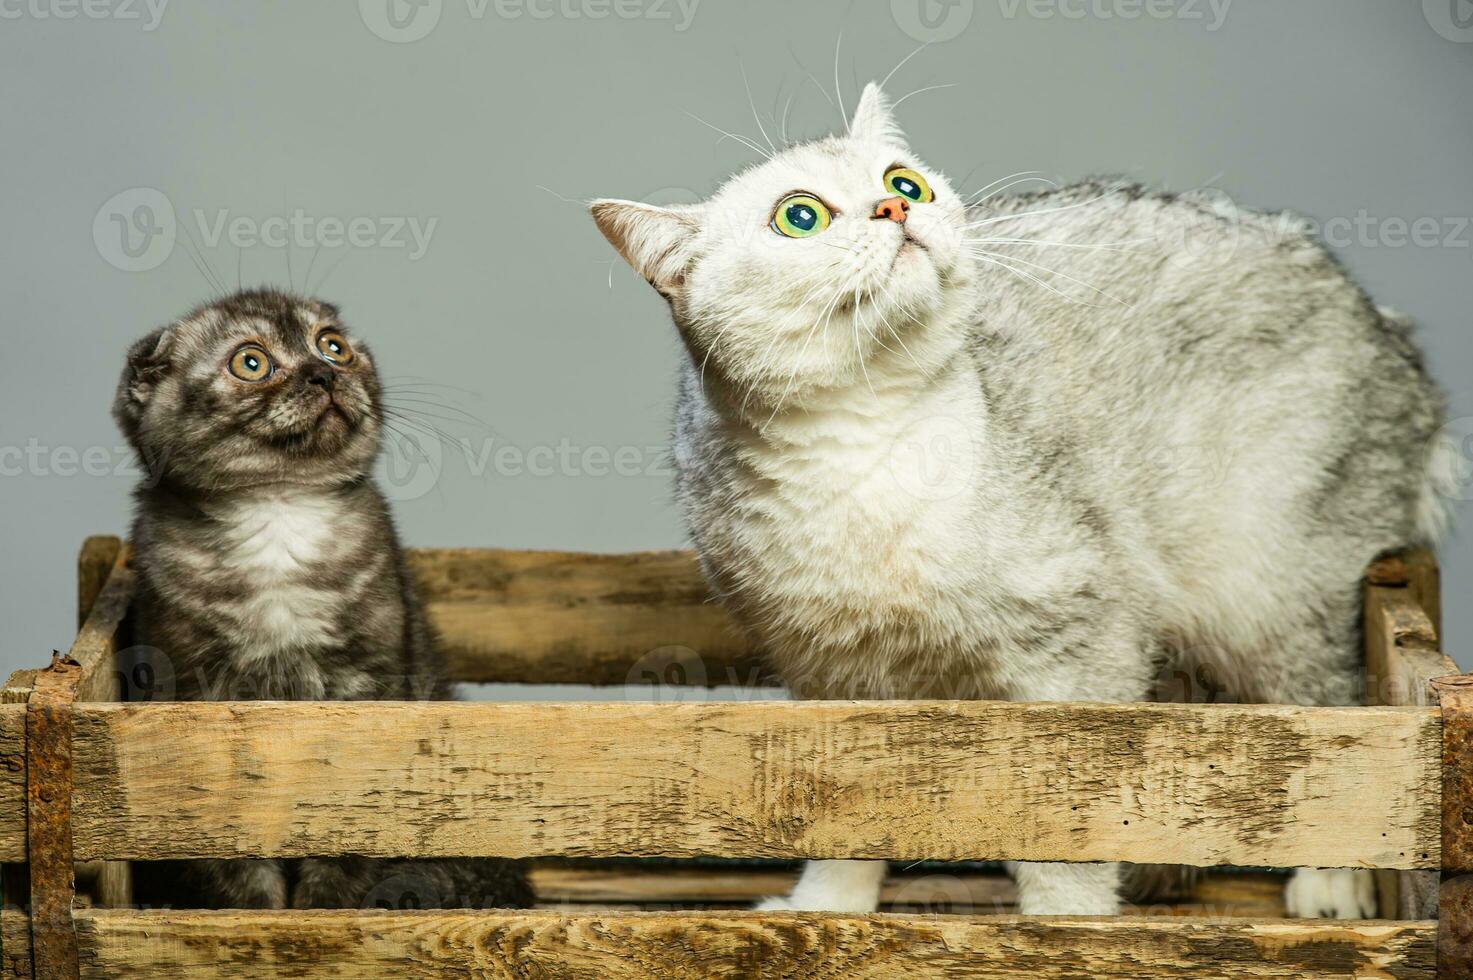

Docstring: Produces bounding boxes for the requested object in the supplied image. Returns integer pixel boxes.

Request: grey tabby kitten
[591,84,1457,918]
[115,288,531,911]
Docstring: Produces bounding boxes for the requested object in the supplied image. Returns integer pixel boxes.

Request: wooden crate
[0,538,1463,977]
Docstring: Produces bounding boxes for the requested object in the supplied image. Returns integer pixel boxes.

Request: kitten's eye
[315,330,354,365]
[772,194,832,238]
[228,346,273,383]
[884,167,934,203]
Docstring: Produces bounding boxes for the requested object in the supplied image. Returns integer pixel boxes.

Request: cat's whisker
[890,83,958,111]
[683,110,771,160]
[970,251,1115,309]
[965,175,1060,208]
[833,31,846,131]
[779,92,795,146]
[880,42,930,92]
[963,170,1052,204]
[968,188,1123,228]
[967,245,1132,308]
[963,237,1152,252]
[765,281,846,421]
[740,60,778,155]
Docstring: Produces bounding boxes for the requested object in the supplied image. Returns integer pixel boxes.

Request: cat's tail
[1122,863,1200,907]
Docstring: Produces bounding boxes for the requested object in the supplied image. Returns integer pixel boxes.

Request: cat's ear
[850,82,906,146]
[590,200,701,299]
[113,326,176,439]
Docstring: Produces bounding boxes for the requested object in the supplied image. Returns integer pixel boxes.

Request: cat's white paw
[1285,868,1377,919]
[752,891,880,913]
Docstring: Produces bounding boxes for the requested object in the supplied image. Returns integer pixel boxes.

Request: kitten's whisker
[301,243,321,297]
[311,247,354,295]
[382,396,492,428]
[779,92,795,146]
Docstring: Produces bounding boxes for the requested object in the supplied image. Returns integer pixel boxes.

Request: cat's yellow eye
[228,345,274,383]
[315,330,354,365]
[772,193,832,238]
[884,167,934,203]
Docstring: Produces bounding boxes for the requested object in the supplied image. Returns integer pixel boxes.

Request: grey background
[1,0,1468,688]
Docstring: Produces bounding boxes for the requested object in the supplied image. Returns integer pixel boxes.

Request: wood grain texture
[0,705,23,863]
[405,548,771,687]
[1365,587,1456,710]
[64,699,1441,869]
[1365,576,1452,922]
[0,908,1428,978]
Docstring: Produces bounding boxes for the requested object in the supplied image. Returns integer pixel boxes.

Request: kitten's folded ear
[850,82,906,147]
[113,326,176,441]
[590,199,701,300]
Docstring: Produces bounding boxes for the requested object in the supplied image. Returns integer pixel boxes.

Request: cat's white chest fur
[208,490,342,662]
[718,373,991,652]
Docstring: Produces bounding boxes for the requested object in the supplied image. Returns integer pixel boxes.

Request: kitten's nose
[872,197,909,223]
[303,362,335,391]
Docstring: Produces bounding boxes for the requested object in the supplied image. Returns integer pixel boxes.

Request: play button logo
[1425,0,1473,40]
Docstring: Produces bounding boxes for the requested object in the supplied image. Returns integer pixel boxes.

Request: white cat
[592,83,1454,917]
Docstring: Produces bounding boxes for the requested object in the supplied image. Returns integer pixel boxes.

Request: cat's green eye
[228,345,273,383]
[884,167,934,203]
[772,194,831,238]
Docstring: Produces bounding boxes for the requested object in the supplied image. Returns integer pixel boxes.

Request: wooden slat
[0,705,23,863]
[528,865,1288,918]
[64,699,1440,869]
[0,908,1433,978]
[73,539,134,912]
[406,548,770,686]
[1364,560,1452,922]
[1365,586,1456,709]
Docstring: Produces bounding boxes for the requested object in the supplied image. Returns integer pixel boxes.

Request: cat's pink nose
[872,197,909,223]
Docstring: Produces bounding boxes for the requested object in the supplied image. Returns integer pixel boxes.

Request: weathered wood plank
[406,548,771,686]
[6,908,1427,978]
[1364,587,1456,710]
[1364,573,1452,922]
[0,705,23,863]
[65,699,1440,869]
